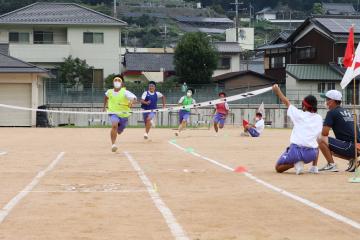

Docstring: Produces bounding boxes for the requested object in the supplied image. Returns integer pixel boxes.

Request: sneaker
[240,132,250,137]
[319,163,338,172]
[308,166,319,174]
[144,133,149,140]
[111,144,118,152]
[294,161,304,175]
[175,131,179,137]
[346,159,360,172]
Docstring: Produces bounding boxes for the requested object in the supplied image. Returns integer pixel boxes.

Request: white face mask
[255,117,260,121]
[113,82,121,89]
[186,91,192,97]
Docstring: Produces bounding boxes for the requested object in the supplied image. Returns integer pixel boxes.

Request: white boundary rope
[0,87,272,115]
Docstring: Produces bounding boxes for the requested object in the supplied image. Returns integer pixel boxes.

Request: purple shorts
[179,110,190,123]
[277,144,318,165]
[248,127,260,137]
[213,113,226,126]
[109,114,128,134]
[143,112,156,122]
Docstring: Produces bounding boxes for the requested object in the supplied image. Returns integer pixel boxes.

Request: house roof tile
[0,2,126,26]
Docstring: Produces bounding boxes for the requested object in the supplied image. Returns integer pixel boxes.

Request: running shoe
[111,144,118,152]
[346,159,360,172]
[319,163,338,172]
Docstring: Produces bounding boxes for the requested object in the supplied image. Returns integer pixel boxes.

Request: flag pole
[352,25,357,168]
[350,24,360,182]
[353,77,357,163]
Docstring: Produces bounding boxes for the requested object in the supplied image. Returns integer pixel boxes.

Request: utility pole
[249,2,253,27]
[161,24,168,52]
[113,0,117,18]
[230,1,245,43]
[235,0,239,42]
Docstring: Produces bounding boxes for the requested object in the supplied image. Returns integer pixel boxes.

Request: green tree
[174,32,218,84]
[312,2,324,15]
[58,56,93,88]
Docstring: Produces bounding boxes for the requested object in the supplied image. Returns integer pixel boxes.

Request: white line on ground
[0,152,65,224]
[19,190,148,193]
[169,141,360,230]
[124,151,189,240]
[0,151,7,156]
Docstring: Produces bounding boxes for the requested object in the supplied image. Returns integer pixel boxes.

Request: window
[9,32,29,43]
[298,47,316,60]
[270,56,285,68]
[327,82,335,90]
[217,57,231,69]
[34,31,54,44]
[83,32,104,44]
[318,82,326,93]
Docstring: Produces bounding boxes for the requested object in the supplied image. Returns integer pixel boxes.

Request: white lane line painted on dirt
[0,152,65,223]
[0,151,7,156]
[21,190,148,193]
[169,141,360,230]
[124,151,189,240]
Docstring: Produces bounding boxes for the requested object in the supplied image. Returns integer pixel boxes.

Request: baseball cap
[320,90,342,101]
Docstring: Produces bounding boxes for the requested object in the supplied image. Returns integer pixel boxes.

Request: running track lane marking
[0,151,7,156]
[168,141,360,230]
[0,152,65,223]
[124,152,189,240]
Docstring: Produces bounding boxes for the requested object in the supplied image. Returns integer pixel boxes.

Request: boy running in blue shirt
[140,81,166,140]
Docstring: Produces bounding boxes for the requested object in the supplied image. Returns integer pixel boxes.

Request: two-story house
[0,2,126,89]
[257,16,360,104]
[121,41,242,82]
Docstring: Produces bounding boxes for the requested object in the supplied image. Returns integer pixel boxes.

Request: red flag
[343,26,354,68]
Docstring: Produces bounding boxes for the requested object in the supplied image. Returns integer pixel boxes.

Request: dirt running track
[0,128,359,240]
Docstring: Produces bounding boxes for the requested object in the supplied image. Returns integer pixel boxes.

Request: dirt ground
[0,127,360,240]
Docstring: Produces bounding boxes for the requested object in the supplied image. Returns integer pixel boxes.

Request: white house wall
[213,54,240,77]
[142,72,164,82]
[0,73,45,126]
[3,25,122,79]
[67,26,121,77]
[286,73,341,103]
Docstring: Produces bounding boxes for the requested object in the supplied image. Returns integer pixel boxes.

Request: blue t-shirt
[323,106,360,143]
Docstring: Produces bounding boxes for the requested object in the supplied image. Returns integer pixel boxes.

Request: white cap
[322,90,342,101]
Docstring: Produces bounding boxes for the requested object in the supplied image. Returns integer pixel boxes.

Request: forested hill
[198,0,358,12]
[0,0,359,16]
